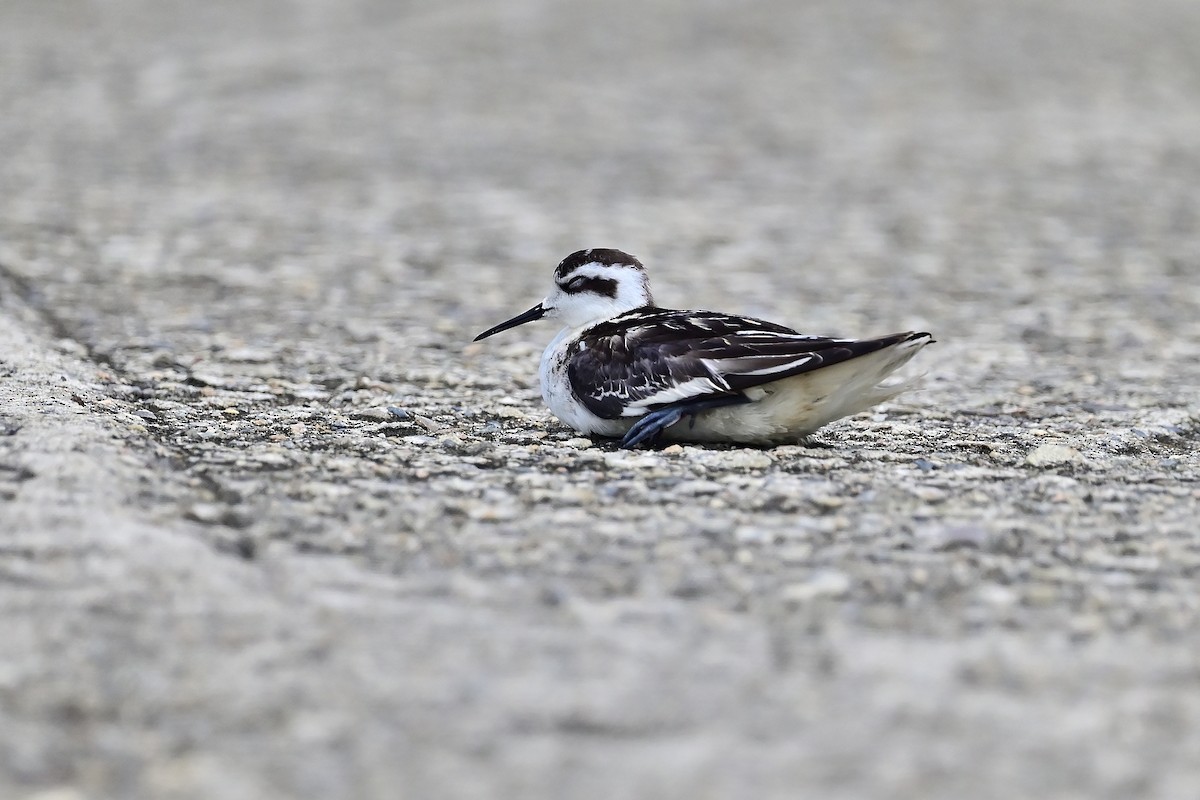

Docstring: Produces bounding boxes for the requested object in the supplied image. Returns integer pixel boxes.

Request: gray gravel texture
[2,0,1199,798]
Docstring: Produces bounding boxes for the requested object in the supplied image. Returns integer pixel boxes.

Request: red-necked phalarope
[474,248,934,449]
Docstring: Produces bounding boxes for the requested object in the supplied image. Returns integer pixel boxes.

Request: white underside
[539,328,932,445]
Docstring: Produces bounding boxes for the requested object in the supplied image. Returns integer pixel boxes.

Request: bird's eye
[567,276,587,291]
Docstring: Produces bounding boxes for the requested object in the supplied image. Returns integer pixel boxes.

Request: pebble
[810,495,845,511]
[254,452,292,468]
[402,435,438,446]
[413,415,441,432]
[714,451,774,470]
[676,480,723,496]
[350,407,393,421]
[915,523,989,550]
[185,502,226,524]
[189,372,229,388]
[55,339,87,356]
[781,570,852,603]
[467,504,522,522]
[1025,444,1087,467]
[223,346,275,363]
[603,452,663,470]
[734,526,772,544]
[976,584,1018,608]
[912,486,948,503]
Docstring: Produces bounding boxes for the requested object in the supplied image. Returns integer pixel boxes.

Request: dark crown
[555,249,644,279]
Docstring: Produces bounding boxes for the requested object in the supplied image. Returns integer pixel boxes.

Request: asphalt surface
[2,1,1199,798]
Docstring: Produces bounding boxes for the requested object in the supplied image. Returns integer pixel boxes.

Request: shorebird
[474,248,933,449]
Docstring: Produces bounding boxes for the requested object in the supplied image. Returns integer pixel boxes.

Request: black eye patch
[562,276,618,298]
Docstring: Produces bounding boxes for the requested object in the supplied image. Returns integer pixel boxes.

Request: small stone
[603,452,661,470]
[56,339,87,356]
[467,504,522,522]
[719,450,774,470]
[562,437,593,449]
[189,372,228,388]
[810,495,845,511]
[185,502,225,524]
[402,435,438,446]
[387,406,410,420]
[735,526,771,544]
[950,440,1001,453]
[185,424,217,440]
[458,440,496,457]
[224,347,275,363]
[413,414,442,432]
[1025,443,1086,467]
[439,434,474,453]
[676,479,722,496]
[912,486,948,503]
[557,486,598,505]
[1026,584,1059,606]
[781,570,852,603]
[916,523,988,550]
[976,584,1018,608]
[253,452,292,468]
[351,407,392,421]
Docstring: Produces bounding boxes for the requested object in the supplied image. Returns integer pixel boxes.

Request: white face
[473,249,655,343]
[542,260,653,329]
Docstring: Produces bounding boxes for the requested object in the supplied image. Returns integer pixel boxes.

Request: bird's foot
[619,395,751,449]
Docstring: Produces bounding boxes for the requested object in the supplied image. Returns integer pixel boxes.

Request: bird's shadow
[590,434,836,453]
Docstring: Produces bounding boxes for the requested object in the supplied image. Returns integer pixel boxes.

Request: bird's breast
[538,328,627,437]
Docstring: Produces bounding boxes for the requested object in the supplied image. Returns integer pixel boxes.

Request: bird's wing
[567,308,914,419]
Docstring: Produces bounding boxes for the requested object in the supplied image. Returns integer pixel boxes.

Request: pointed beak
[473,302,546,341]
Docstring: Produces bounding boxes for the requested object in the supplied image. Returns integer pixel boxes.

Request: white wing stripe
[701,355,817,378]
[621,376,725,414]
[731,359,817,377]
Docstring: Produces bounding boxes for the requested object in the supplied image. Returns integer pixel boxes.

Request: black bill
[473,302,546,341]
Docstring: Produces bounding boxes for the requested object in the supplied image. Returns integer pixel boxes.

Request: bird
[473,248,934,449]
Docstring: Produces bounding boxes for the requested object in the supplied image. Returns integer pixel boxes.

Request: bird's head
[474,248,654,340]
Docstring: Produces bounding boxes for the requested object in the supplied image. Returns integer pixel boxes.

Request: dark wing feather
[567,307,914,419]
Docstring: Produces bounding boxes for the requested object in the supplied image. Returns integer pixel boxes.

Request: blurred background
[3,0,1197,388]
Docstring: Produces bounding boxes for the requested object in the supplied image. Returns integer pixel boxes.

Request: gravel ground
[2,1,1199,798]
